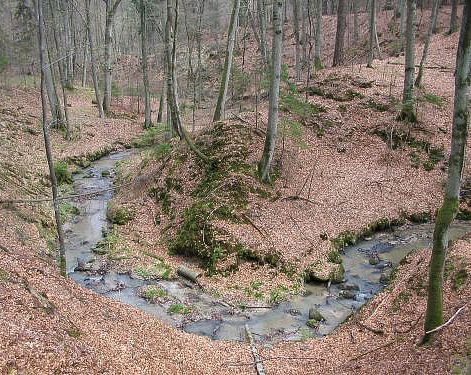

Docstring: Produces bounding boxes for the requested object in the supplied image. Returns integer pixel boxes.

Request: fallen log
[177,265,201,283]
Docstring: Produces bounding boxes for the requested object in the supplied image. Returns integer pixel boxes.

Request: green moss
[53,161,72,185]
[392,291,410,312]
[423,92,444,107]
[306,319,319,328]
[280,93,326,116]
[329,263,345,283]
[66,328,81,338]
[145,285,167,299]
[456,208,471,220]
[452,268,468,290]
[327,249,342,264]
[0,267,12,282]
[367,99,390,112]
[269,285,290,304]
[106,203,134,225]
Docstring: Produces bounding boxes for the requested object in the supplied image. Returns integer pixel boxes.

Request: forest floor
[0,5,470,375]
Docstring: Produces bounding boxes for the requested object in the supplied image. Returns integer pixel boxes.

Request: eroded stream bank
[64,151,471,344]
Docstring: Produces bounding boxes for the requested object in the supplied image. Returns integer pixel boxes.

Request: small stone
[379,273,389,283]
[339,290,356,299]
[288,309,302,316]
[339,283,360,291]
[308,307,324,321]
[369,256,380,265]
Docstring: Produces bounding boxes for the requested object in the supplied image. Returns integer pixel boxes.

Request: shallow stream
[64,151,471,344]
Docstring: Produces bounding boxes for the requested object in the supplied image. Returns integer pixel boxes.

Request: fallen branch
[242,213,268,239]
[281,195,320,205]
[425,303,468,335]
[348,341,395,362]
[224,356,324,367]
[245,324,266,375]
[357,321,384,335]
[0,244,10,253]
[0,182,133,205]
[386,61,453,71]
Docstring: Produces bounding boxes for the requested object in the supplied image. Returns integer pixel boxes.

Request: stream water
[64,151,471,344]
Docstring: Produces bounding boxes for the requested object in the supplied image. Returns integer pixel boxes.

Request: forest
[0,0,469,374]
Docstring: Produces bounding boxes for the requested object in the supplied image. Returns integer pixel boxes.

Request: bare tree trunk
[314,0,323,69]
[81,30,88,87]
[333,0,347,66]
[49,0,71,140]
[258,0,283,183]
[448,0,458,34]
[415,0,439,87]
[140,0,151,128]
[85,0,104,118]
[301,0,308,63]
[157,90,164,124]
[257,0,269,65]
[36,0,67,277]
[103,0,123,114]
[423,1,470,344]
[213,0,241,122]
[353,0,359,41]
[292,0,302,80]
[400,0,406,50]
[399,0,417,122]
[63,0,73,88]
[368,0,376,67]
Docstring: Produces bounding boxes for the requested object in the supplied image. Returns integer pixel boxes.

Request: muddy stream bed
[64,150,471,344]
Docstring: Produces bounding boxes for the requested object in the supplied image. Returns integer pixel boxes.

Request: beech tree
[103,0,123,114]
[332,0,346,66]
[36,0,66,277]
[292,0,302,80]
[314,0,323,69]
[449,0,458,34]
[213,0,241,122]
[258,0,283,183]
[423,1,470,343]
[398,0,417,123]
[138,0,151,128]
[415,0,439,87]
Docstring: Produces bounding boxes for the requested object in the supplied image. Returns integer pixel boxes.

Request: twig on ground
[425,303,468,335]
[281,195,320,205]
[357,321,384,335]
[348,341,395,362]
[245,324,266,375]
[224,355,323,368]
[0,244,10,253]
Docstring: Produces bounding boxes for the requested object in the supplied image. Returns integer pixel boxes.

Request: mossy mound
[148,121,274,275]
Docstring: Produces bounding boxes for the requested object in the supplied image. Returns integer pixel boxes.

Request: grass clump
[135,262,172,280]
[452,268,468,290]
[281,93,326,117]
[167,303,193,314]
[423,92,444,107]
[269,285,290,304]
[145,285,167,299]
[133,126,167,148]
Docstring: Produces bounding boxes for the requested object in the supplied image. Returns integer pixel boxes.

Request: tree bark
[140,0,151,128]
[213,0,241,122]
[415,0,439,87]
[257,0,269,65]
[399,0,406,50]
[314,0,323,69]
[103,0,123,114]
[85,0,104,118]
[367,0,377,67]
[258,0,283,183]
[81,29,88,87]
[36,0,67,277]
[423,1,470,343]
[292,0,302,80]
[332,0,347,66]
[448,0,458,34]
[353,0,359,41]
[399,0,417,122]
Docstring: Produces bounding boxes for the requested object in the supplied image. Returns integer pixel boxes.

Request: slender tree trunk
[353,0,359,41]
[49,0,71,140]
[368,0,377,67]
[400,0,406,50]
[399,0,417,122]
[63,0,73,87]
[415,0,439,87]
[103,0,123,114]
[157,90,164,124]
[423,1,470,344]
[301,0,308,63]
[85,0,104,118]
[292,0,302,80]
[257,0,269,65]
[332,0,347,66]
[36,0,67,277]
[314,0,323,69]
[258,0,283,183]
[140,0,151,128]
[81,30,88,87]
[448,0,458,34]
[213,0,241,122]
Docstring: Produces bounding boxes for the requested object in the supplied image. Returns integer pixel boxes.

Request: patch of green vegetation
[327,249,342,264]
[54,161,72,185]
[106,202,134,225]
[329,263,345,283]
[405,211,433,224]
[392,291,410,312]
[0,267,12,282]
[366,99,390,112]
[456,208,471,220]
[167,303,193,314]
[231,63,251,99]
[299,327,316,341]
[59,202,80,221]
[133,126,167,148]
[452,268,468,290]
[306,319,319,328]
[331,231,357,250]
[279,119,309,149]
[146,285,167,299]
[66,327,81,338]
[134,261,172,279]
[244,280,264,300]
[280,93,326,117]
[423,92,444,107]
[269,284,290,304]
